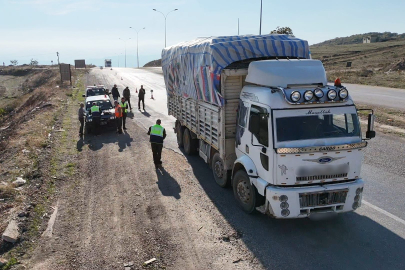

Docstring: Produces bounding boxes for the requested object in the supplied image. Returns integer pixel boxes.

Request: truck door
[247,104,270,178]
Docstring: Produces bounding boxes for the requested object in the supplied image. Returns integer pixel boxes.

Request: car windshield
[86,88,106,96]
[86,100,112,111]
[276,113,360,142]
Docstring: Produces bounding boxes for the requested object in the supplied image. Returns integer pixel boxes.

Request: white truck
[162,35,375,218]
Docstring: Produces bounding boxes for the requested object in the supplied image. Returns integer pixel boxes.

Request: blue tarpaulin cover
[162,34,310,106]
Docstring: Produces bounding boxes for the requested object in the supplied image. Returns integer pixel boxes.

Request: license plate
[100,121,107,125]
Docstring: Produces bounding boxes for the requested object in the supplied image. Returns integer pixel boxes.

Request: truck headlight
[339,89,348,99]
[314,88,324,98]
[304,90,314,101]
[280,202,289,209]
[281,209,290,217]
[327,90,337,100]
[291,91,301,102]
[279,195,288,202]
[352,202,359,210]
[88,118,92,122]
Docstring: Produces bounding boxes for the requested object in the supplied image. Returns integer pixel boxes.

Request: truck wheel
[212,153,230,187]
[233,170,256,213]
[183,129,198,155]
[176,122,184,147]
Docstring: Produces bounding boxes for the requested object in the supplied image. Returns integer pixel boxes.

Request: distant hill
[314,32,405,46]
[143,59,161,67]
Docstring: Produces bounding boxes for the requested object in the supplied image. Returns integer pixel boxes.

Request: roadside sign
[60,64,72,85]
[75,59,86,69]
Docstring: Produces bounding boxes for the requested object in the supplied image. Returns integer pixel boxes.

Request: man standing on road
[90,102,102,135]
[123,86,132,111]
[114,100,123,134]
[111,84,120,101]
[78,102,85,136]
[120,97,129,130]
[138,85,146,111]
[147,119,166,168]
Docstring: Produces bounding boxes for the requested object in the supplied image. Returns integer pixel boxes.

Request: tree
[270,26,294,37]
[30,59,38,66]
[10,60,18,66]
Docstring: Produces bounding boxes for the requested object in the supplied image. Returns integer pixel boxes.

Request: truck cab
[231,59,374,218]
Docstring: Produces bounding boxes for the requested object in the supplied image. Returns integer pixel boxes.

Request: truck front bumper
[263,179,364,218]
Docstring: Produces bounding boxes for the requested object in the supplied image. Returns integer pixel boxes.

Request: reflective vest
[115,105,122,117]
[150,124,164,144]
[120,101,128,113]
[90,105,100,117]
[90,105,100,113]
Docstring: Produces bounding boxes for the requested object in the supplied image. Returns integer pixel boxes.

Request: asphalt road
[91,67,405,270]
[345,83,405,110]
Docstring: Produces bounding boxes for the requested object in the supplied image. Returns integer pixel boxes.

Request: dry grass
[311,40,405,89]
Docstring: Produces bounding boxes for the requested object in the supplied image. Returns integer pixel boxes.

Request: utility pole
[57,52,62,84]
[259,0,262,35]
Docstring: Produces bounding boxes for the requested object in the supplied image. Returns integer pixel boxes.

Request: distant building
[363,35,378,43]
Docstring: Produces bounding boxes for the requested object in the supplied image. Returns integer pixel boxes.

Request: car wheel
[233,170,256,213]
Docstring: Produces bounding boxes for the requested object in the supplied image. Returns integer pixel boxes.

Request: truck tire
[176,122,184,147]
[183,129,198,155]
[212,153,230,187]
[232,170,256,213]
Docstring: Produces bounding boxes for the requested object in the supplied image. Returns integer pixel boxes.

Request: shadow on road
[181,150,405,270]
[156,166,181,199]
[79,129,133,152]
[141,110,151,117]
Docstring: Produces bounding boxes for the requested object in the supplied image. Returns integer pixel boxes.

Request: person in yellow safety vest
[90,102,102,135]
[147,119,166,168]
[114,100,123,134]
[120,97,129,130]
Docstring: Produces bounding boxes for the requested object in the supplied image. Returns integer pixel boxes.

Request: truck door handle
[246,145,249,154]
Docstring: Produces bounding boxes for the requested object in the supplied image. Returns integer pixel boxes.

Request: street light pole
[153,8,178,48]
[130,27,146,68]
[259,0,263,35]
[119,38,131,67]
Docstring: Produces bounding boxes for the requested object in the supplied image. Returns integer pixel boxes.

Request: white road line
[363,200,405,226]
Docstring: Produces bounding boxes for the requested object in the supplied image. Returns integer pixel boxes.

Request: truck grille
[299,190,348,208]
[296,173,347,181]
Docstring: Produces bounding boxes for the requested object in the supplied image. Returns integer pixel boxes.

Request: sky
[1,0,405,67]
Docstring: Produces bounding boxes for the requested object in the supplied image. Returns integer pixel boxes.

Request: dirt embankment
[0,66,86,267]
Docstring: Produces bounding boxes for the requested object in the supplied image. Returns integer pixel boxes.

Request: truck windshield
[276,113,360,142]
[86,88,106,96]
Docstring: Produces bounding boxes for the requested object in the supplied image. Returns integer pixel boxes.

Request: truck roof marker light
[314,88,324,98]
[291,91,301,102]
[327,89,337,100]
[334,78,342,87]
[304,90,314,101]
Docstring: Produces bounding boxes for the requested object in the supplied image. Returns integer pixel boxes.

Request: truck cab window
[248,105,269,147]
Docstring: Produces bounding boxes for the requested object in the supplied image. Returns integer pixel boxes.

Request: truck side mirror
[366,113,376,139]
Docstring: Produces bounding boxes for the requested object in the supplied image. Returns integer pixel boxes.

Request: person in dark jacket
[111,84,120,101]
[147,119,166,168]
[78,102,85,136]
[138,85,146,110]
[123,86,132,111]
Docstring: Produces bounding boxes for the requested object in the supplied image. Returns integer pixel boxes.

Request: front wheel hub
[214,161,223,178]
[237,181,251,204]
